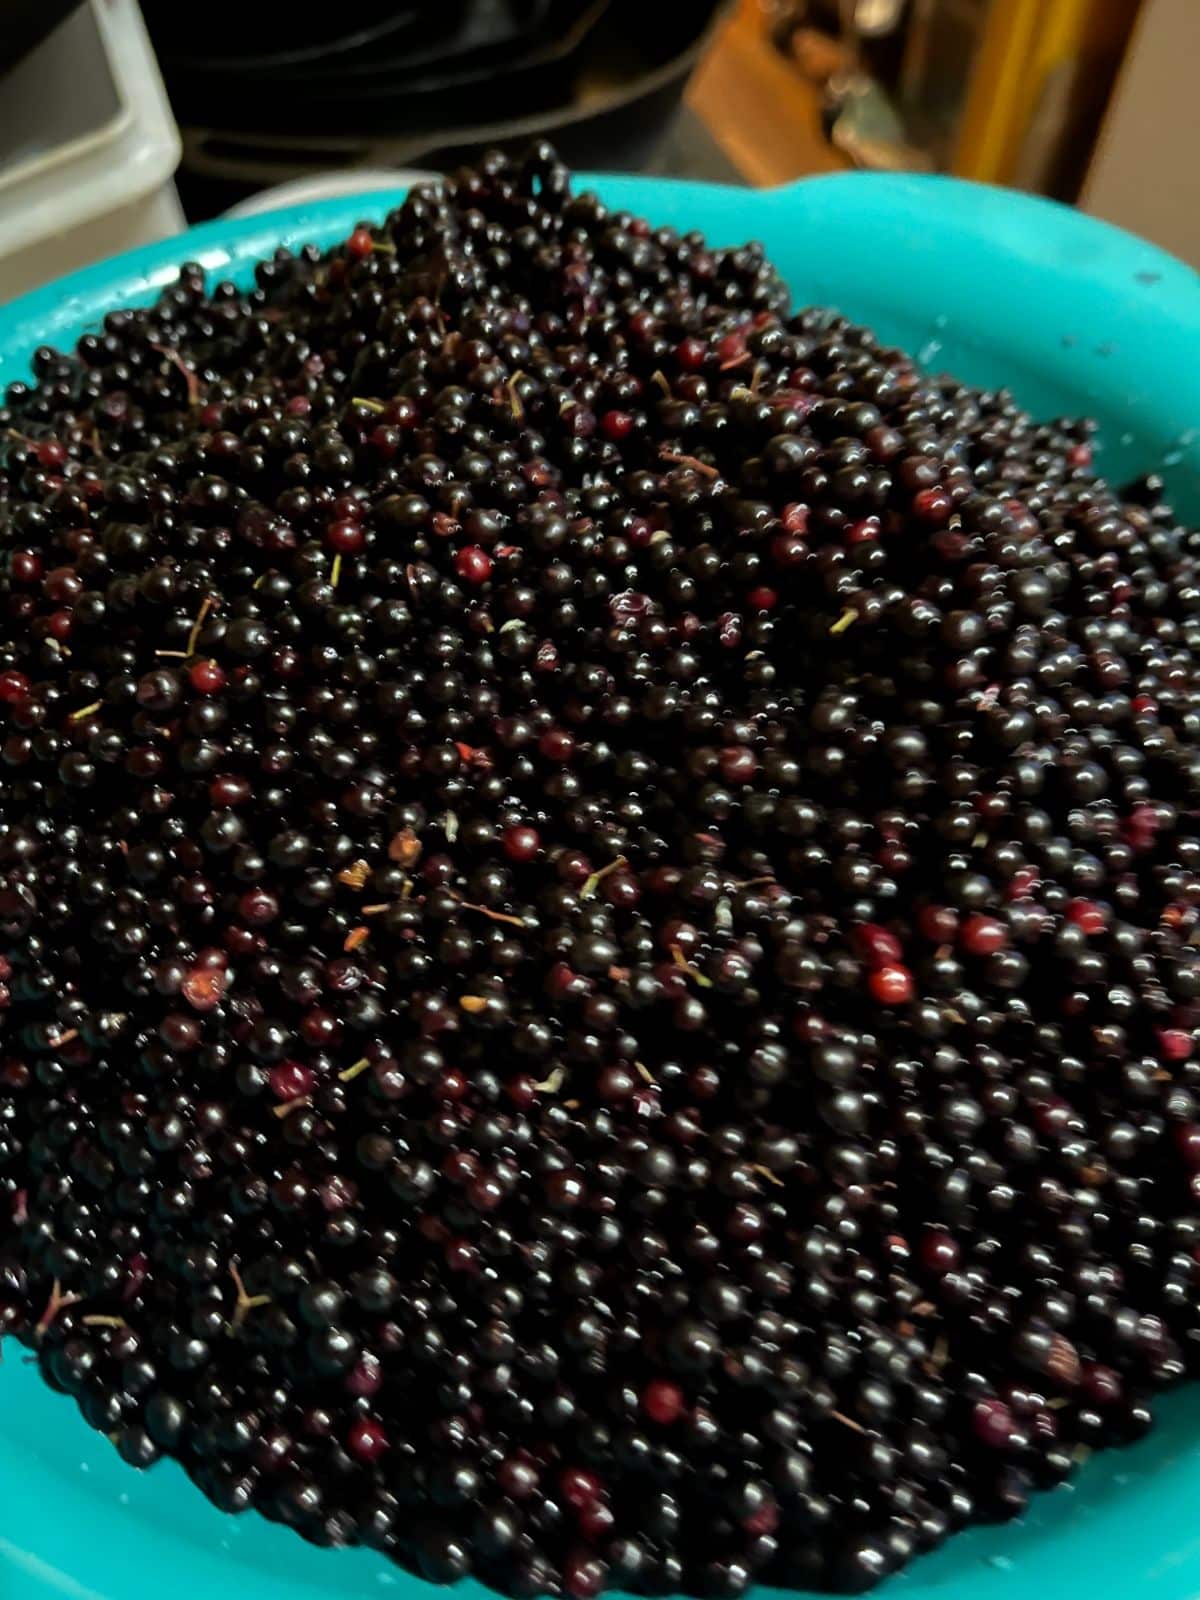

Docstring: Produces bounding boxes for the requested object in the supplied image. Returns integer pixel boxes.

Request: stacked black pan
[141,0,728,217]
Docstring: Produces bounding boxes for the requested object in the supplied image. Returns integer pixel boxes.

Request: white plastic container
[0,0,184,304]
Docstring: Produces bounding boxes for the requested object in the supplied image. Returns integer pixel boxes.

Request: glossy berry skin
[919,1231,960,1275]
[347,1418,390,1461]
[960,915,1007,956]
[641,1379,685,1425]
[189,660,226,695]
[600,410,634,442]
[855,923,903,967]
[869,964,914,1005]
[1066,898,1107,936]
[0,142,1196,1600]
[454,545,493,585]
[502,825,541,863]
[326,519,365,554]
[972,1400,1018,1450]
[1160,1028,1192,1062]
[269,1060,314,1101]
[0,671,30,703]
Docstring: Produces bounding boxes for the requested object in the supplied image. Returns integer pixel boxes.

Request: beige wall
[1081,0,1200,267]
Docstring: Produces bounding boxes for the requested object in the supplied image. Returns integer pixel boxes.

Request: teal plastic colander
[1,171,1200,1600]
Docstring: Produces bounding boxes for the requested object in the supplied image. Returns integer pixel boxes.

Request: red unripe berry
[0,672,31,704]
[600,410,634,442]
[269,1061,314,1101]
[642,1379,684,1425]
[1066,898,1107,936]
[346,1418,389,1461]
[326,519,365,553]
[502,825,541,862]
[454,545,493,585]
[961,914,1007,956]
[869,964,914,1005]
[854,923,903,967]
[189,660,226,695]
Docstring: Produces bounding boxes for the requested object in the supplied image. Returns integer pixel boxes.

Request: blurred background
[1,0,1196,300]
